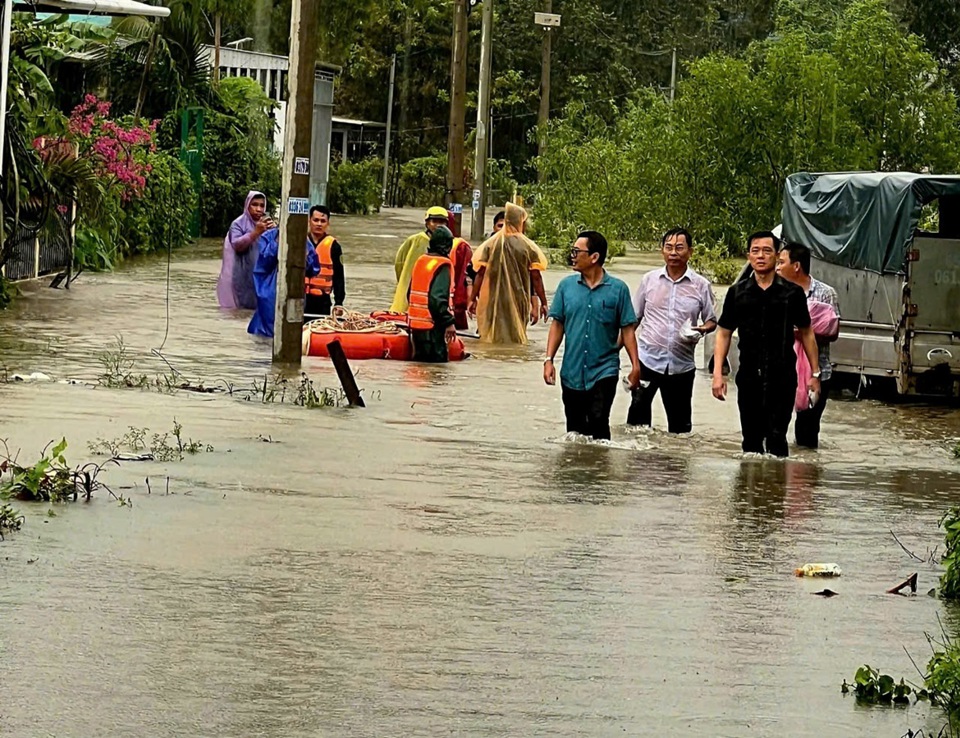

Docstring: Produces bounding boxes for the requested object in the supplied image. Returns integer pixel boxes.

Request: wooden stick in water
[327,340,366,408]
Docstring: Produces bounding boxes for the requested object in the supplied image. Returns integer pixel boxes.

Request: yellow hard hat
[424,206,448,220]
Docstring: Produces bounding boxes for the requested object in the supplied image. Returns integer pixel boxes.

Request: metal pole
[536,0,552,182]
[213,13,221,85]
[381,53,395,206]
[273,0,319,364]
[669,47,677,104]
[470,0,494,243]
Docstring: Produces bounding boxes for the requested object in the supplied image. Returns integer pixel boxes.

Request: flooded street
[3,208,960,736]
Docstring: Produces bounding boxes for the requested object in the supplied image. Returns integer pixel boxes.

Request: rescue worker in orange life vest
[304,205,345,316]
[407,225,457,362]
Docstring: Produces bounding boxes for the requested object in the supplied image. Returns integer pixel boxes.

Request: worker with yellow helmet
[390,206,452,313]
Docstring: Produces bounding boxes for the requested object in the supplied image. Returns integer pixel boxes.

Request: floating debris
[795,563,843,577]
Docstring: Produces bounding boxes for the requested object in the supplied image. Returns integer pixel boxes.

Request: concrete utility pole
[273,0,319,364]
[381,53,396,207]
[470,0,494,243]
[536,1,557,182]
[445,0,468,221]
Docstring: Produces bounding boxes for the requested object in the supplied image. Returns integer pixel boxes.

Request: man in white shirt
[628,228,718,433]
[776,241,840,449]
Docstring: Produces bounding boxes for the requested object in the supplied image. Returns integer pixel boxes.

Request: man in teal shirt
[544,230,641,440]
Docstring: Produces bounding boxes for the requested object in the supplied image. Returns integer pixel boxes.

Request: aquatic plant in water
[89,420,213,463]
[0,438,123,504]
[96,336,353,409]
[842,665,916,705]
[0,503,24,539]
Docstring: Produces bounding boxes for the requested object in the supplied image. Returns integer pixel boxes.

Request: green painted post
[179,108,204,238]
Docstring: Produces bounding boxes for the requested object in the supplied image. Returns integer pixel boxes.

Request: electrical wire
[150,227,182,378]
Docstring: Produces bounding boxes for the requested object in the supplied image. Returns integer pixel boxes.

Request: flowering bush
[66,95,158,201]
[52,95,199,270]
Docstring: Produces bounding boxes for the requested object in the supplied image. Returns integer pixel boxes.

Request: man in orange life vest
[444,211,473,330]
[304,205,345,316]
[407,225,457,362]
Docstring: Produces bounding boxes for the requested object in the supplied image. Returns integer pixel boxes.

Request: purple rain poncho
[217,190,265,309]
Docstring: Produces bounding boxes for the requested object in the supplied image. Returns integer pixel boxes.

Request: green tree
[833,0,960,171]
[105,0,215,120]
[892,0,960,91]
[532,0,960,256]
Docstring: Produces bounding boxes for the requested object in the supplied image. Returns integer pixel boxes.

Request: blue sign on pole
[287,197,311,215]
[450,203,463,214]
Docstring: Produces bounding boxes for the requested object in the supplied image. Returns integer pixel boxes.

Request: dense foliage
[3,0,959,295]
[0,3,283,296]
[530,0,960,254]
[327,158,382,215]
[247,0,959,187]
[160,76,282,235]
[0,17,106,283]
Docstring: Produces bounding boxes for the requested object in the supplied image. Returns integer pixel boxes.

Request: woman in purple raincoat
[217,191,273,309]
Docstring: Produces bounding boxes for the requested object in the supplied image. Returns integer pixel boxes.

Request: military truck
[707,172,960,396]
[784,172,960,396]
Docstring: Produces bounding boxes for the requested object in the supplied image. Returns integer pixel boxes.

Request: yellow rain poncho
[389,230,430,313]
[471,203,548,344]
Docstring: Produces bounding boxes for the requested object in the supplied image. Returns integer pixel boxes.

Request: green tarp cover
[781,172,960,274]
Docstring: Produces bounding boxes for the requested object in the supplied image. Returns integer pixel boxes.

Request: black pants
[626,362,696,433]
[305,292,333,316]
[561,376,618,440]
[795,378,830,449]
[736,371,795,458]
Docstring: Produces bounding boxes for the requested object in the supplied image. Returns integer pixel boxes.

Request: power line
[395,87,644,135]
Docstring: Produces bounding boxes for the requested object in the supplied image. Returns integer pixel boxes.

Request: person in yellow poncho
[389,206,451,313]
[468,202,549,344]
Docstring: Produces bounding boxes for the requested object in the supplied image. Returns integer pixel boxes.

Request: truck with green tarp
[782,171,960,396]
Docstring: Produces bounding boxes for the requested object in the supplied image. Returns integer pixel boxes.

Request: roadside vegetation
[529,0,960,259]
[0,438,120,503]
[0,4,280,292]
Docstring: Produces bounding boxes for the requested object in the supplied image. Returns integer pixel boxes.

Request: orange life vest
[407,254,453,331]
[305,236,335,296]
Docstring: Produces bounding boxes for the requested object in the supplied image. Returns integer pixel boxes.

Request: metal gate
[1,206,73,282]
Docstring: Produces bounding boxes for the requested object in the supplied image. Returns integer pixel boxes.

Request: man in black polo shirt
[711,231,821,457]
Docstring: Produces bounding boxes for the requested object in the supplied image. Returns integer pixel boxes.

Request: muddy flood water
[3,208,960,737]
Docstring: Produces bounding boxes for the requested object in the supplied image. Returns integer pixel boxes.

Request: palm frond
[112,16,155,41]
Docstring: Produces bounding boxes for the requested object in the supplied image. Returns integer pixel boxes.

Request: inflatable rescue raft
[303,308,467,361]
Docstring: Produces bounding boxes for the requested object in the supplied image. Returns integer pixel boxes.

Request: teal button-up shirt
[549,271,637,391]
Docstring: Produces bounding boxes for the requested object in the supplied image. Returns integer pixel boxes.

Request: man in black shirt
[712,231,821,457]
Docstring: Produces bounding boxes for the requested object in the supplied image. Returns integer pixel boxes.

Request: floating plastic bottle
[794,563,842,577]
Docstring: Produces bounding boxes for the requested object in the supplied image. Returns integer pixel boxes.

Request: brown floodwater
[2,208,960,736]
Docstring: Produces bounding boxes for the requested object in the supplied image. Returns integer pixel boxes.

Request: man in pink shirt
[628,228,717,433]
